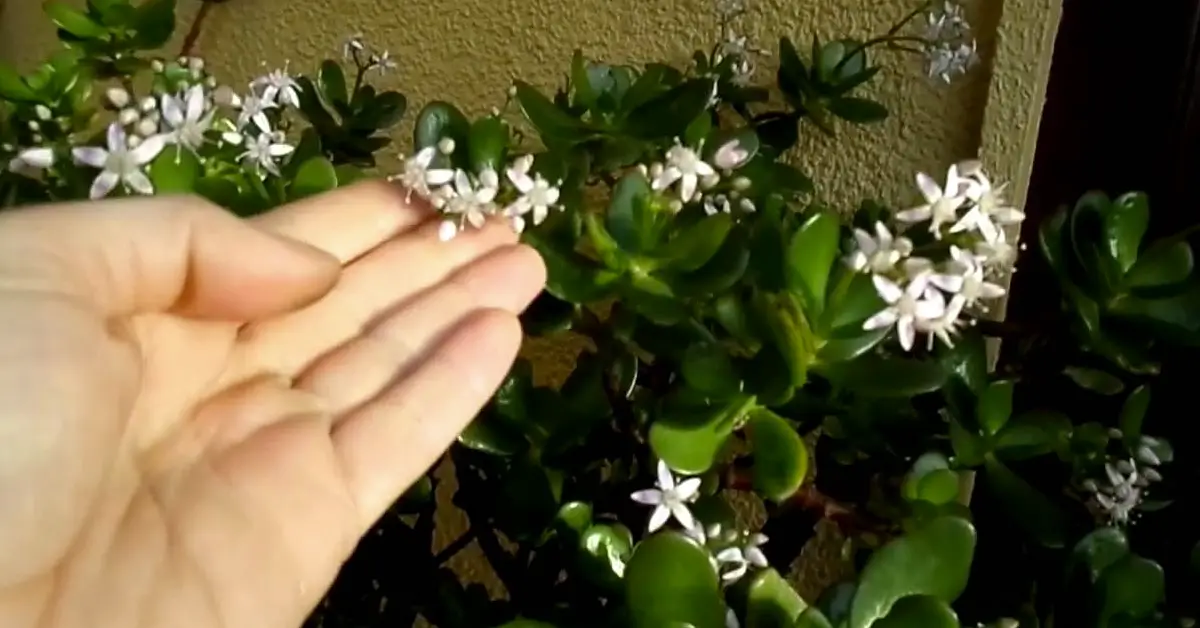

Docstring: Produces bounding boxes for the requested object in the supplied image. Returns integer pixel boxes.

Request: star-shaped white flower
[914,293,967,350]
[863,273,947,351]
[252,67,302,109]
[72,122,164,199]
[388,146,453,201]
[236,94,276,134]
[160,84,215,152]
[937,246,1007,310]
[974,228,1020,271]
[8,147,55,174]
[895,165,971,238]
[504,154,561,232]
[436,169,500,241]
[651,139,717,203]
[848,221,915,274]
[630,460,701,533]
[237,132,294,177]
[714,532,769,583]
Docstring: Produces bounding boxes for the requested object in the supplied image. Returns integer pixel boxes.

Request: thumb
[0,195,341,320]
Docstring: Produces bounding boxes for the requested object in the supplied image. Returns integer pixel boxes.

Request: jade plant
[2,0,1198,627]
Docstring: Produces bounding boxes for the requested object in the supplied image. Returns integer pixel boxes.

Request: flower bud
[136,118,159,137]
[713,138,751,170]
[27,121,39,132]
[506,84,517,98]
[118,108,140,126]
[731,176,752,191]
[700,173,720,190]
[30,133,43,144]
[636,164,648,177]
[189,57,206,72]
[150,59,165,73]
[437,220,459,242]
[738,198,756,212]
[34,105,52,121]
[140,97,157,113]
[668,199,683,213]
[213,86,241,108]
[127,135,143,149]
[437,137,456,155]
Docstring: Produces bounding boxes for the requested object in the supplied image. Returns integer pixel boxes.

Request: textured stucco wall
[0,0,1062,606]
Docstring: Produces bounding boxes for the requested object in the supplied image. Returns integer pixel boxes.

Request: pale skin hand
[0,181,546,628]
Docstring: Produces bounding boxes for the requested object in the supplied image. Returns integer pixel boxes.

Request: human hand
[0,181,546,628]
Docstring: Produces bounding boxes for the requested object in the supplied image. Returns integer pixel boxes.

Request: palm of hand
[0,183,545,628]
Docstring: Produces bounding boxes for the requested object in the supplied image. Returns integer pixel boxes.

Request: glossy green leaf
[413,101,471,154]
[147,150,199,194]
[873,595,959,628]
[913,469,960,506]
[554,501,593,540]
[514,81,591,142]
[993,411,1072,461]
[756,291,817,387]
[525,231,619,303]
[650,395,749,475]
[1063,366,1126,395]
[681,342,742,397]
[370,91,407,128]
[746,408,808,502]
[670,227,751,296]
[467,115,509,174]
[848,516,976,628]
[318,60,348,105]
[45,2,107,38]
[130,0,176,49]
[570,50,599,108]
[458,411,527,456]
[684,109,713,147]
[744,568,807,627]
[1104,192,1150,273]
[817,355,948,397]
[1124,239,1194,289]
[815,327,888,364]
[982,455,1066,547]
[0,62,37,102]
[578,523,633,591]
[776,37,810,101]
[976,380,1014,436]
[624,78,715,139]
[625,532,726,628]
[1118,385,1151,442]
[1069,527,1129,583]
[290,157,339,200]
[659,213,732,272]
[828,97,888,124]
[823,272,885,332]
[794,608,835,628]
[786,209,840,316]
[605,172,653,253]
[1098,554,1165,620]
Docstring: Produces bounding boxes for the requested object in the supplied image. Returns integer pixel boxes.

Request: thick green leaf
[554,501,593,540]
[370,91,407,128]
[815,327,888,364]
[976,380,1014,436]
[982,455,1066,547]
[787,209,840,316]
[911,469,960,506]
[458,411,527,456]
[413,101,471,154]
[1069,527,1129,583]
[514,81,592,142]
[130,0,176,49]
[1118,385,1151,442]
[659,213,732,272]
[570,50,599,108]
[147,150,199,194]
[744,568,807,627]
[577,523,633,591]
[1098,554,1165,620]
[746,408,808,502]
[1124,239,1194,289]
[625,532,726,628]
[45,2,107,38]
[605,172,653,253]
[828,97,888,124]
[993,411,1072,461]
[822,272,885,332]
[873,595,959,628]
[524,231,618,303]
[794,608,835,628]
[776,37,810,101]
[318,60,348,106]
[684,110,713,148]
[467,115,509,174]
[681,342,742,397]
[650,410,736,475]
[670,227,751,296]
[624,78,715,139]
[1063,366,1125,395]
[849,516,976,628]
[817,355,948,397]
[290,157,339,200]
[0,68,37,105]
[1104,192,1150,273]
[755,291,817,388]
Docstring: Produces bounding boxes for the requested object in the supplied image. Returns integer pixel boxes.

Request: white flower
[931,246,1007,311]
[504,154,561,231]
[704,194,733,216]
[714,532,769,583]
[895,165,971,237]
[237,131,294,177]
[160,84,215,152]
[974,228,1020,272]
[252,67,302,108]
[388,146,453,201]
[343,33,366,59]
[630,460,701,533]
[72,123,164,199]
[863,273,947,351]
[651,139,717,203]
[1091,459,1144,525]
[957,160,1025,225]
[370,50,397,74]
[848,221,914,274]
[915,294,967,350]
[712,138,752,171]
[435,169,500,241]
[236,94,276,134]
[8,147,55,173]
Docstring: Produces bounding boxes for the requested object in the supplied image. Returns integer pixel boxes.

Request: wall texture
[0,0,1063,604]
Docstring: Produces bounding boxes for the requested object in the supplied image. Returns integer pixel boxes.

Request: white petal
[715,547,744,563]
[478,168,500,190]
[929,273,964,293]
[679,173,699,203]
[980,282,1007,299]
[186,85,206,122]
[895,206,932,223]
[106,123,126,151]
[674,477,702,501]
[994,208,1026,224]
[871,274,904,303]
[161,94,184,127]
[508,170,535,193]
[630,489,664,505]
[131,134,166,164]
[222,131,243,145]
[467,208,488,228]
[72,147,108,168]
[252,112,272,134]
[863,308,898,331]
[669,501,695,530]
[414,146,438,167]
[897,317,916,351]
[915,172,942,202]
[18,147,55,169]
[656,460,675,490]
[914,298,945,321]
[453,170,472,196]
[124,170,154,195]
[694,160,716,177]
[475,186,497,204]
[89,171,119,199]
[721,562,748,583]
[647,505,670,532]
[268,143,295,157]
[744,546,768,567]
[426,168,454,186]
[852,228,876,255]
[651,167,681,192]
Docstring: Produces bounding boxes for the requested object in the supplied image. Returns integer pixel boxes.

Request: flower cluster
[920,1,979,84]
[631,461,772,589]
[848,160,1024,351]
[1081,431,1168,525]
